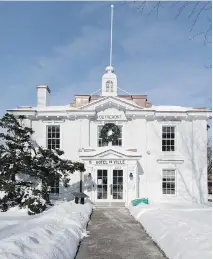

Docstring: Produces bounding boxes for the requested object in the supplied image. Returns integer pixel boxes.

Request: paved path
[75,208,167,259]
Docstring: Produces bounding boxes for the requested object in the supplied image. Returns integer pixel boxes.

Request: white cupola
[101,66,118,96]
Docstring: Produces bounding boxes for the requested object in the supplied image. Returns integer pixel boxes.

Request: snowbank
[0,201,93,259]
[129,201,212,259]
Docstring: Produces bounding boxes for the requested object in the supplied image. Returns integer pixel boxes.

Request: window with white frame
[97,125,122,147]
[50,177,59,194]
[162,169,176,195]
[162,126,175,151]
[106,80,113,92]
[47,126,60,150]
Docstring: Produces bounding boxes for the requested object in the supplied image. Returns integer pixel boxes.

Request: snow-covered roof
[145,105,211,112]
[9,105,78,112]
[114,96,143,109]
[34,105,78,111]
[8,99,211,115]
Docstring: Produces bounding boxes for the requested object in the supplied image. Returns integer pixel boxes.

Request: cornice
[8,107,211,121]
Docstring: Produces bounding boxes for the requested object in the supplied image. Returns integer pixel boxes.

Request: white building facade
[8,65,211,206]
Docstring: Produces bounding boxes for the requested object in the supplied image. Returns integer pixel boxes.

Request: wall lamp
[129,172,133,180]
[87,173,92,180]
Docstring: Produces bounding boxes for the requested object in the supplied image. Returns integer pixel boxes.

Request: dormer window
[106,80,113,92]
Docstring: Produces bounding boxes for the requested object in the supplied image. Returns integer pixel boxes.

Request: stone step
[94,202,125,208]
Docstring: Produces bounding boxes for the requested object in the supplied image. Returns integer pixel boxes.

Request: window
[106,80,113,92]
[162,126,175,151]
[47,126,60,150]
[162,169,176,195]
[97,125,122,147]
[50,177,59,194]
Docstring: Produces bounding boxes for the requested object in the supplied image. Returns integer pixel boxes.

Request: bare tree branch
[128,1,212,46]
[148,1,163,18]
[190,1,210,32]
[137,1,147,15]
[189,1,200,19]
[175,1,189,20]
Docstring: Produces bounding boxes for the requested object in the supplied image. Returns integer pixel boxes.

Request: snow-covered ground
[0,201,93,259]
[129,201,212,259]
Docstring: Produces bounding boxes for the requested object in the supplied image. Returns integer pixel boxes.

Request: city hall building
[8,65,211,206]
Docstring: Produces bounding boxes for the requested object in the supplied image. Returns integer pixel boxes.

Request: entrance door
[96,169,108,200]
[96,169,124,201]
[111,170,124,200]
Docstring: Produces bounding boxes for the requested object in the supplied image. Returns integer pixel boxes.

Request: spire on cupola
[102,5,118,97]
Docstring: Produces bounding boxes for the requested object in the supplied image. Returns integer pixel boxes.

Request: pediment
[98,150,124,159]
[79,96,143,112]
[79,147,142,160]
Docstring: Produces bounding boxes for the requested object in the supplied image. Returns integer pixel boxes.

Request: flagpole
[110,4,114,68]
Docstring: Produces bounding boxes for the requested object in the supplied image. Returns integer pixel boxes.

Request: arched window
[106,80,113,92]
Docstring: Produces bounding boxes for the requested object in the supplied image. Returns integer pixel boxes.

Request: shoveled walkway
[75,207,167,259]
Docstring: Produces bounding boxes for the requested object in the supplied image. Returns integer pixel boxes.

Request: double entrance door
[96,168,124,202]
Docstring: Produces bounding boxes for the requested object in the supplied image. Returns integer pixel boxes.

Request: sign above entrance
[98,115,122,120]
[97,108,127,121]
[95,160,125,165]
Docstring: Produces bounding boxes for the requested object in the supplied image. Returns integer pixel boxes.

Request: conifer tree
[0,113,85,214]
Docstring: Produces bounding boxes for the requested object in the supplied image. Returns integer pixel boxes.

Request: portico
[79,147,141,206]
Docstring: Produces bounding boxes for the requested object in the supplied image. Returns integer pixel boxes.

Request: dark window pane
[113,193,117,199]
[166,133,171,138]
[56,133,60,138]
[118,177,123,183]
[97,192,103,199]
[52,127,55,132]
[162,182,167,188]
[162,127,167,133]
[103,176,107,184]
[118,193,123,199]
[166,146,171,151]
[166,140,171,145]
[98,170,102,177]
[118,170,123,176]
[162,133,167,138]
[113,170,118,177]
[162,146,166,151]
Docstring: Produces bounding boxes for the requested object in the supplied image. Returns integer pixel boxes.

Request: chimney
[36,85,51,107]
